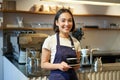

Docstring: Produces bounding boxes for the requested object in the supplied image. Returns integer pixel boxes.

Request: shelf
[2,27,53,31]
[1,10,120,32]
[2,10,55,15]
[1,27,120,31]
[1,10,120,17]
[82,28,120,31]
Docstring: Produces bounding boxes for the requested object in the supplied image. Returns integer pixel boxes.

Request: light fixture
[42,0,120,6]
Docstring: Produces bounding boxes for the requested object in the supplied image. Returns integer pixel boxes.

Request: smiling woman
[41,8,81,80]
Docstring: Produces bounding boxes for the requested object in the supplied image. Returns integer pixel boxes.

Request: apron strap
[56,33,60,46]
[69,35,74,47]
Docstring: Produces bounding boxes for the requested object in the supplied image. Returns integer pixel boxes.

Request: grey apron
[49,33,78,80]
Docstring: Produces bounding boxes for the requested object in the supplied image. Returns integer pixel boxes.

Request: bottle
[94,57,102,67]
[98,57,102,67]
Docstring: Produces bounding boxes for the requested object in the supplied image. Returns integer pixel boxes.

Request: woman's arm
[41,48,71,71]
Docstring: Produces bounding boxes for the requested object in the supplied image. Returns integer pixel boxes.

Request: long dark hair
[53,8,75,33]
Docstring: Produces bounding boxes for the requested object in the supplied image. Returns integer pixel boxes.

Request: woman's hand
[58,61,72,71]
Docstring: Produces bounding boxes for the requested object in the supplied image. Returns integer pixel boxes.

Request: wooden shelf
[1,27,120,31]
[82,28,120,31]
[2,27,53,31]
[1,10,120,31]
[2,10,55,15]
[1,10,120,17]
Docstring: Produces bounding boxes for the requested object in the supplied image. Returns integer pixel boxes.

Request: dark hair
[53,8,75,33]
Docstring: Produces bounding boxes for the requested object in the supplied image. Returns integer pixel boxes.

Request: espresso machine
[11,32,48,64]
[18,33,48,74]
[19,33,48,63]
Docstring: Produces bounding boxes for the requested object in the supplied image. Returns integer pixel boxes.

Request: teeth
[65,27,69,29]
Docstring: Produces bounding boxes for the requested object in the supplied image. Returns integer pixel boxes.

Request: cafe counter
[78,63,120,80]
[3,55,49,80]
[3,55,120,80]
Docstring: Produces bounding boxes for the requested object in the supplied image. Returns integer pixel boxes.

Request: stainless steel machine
[11,33,48,64]
[80,48,100,67]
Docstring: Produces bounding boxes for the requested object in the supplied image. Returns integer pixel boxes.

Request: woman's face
[56,12,73,34]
